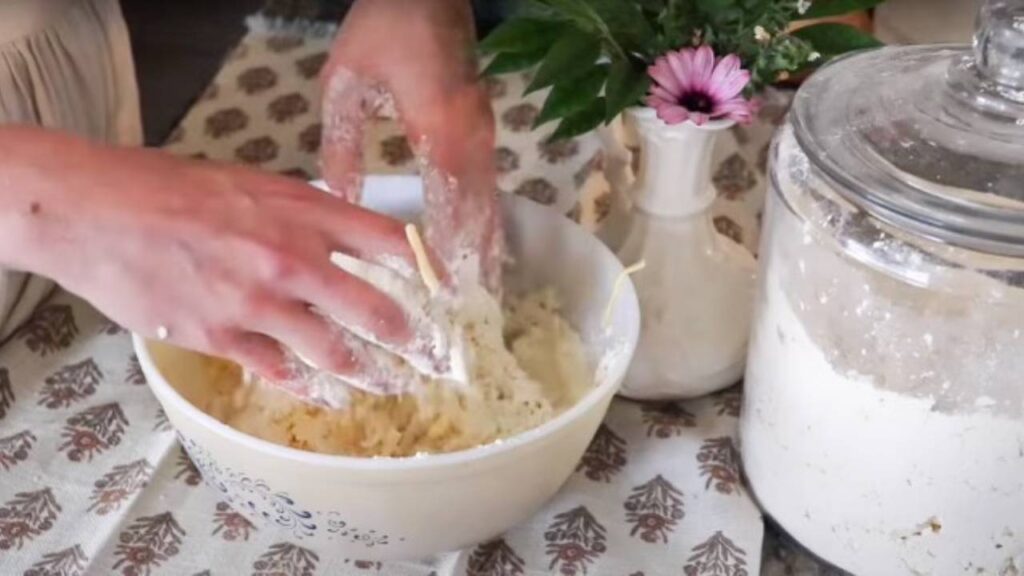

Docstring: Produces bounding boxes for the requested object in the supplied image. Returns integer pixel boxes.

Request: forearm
[0,126,98,277]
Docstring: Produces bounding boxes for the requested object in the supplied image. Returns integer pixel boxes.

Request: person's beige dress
[0,0,141,340]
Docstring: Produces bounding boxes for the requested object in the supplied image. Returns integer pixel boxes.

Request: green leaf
[549,97,607,141]
[586,0,657,53]
[791,22,882,59]
[801,0,885,19]
[481,48,547,76]
[534,65,608,127]
[479,18,566,54]
[605,57,650,121]
[526,29,602,93]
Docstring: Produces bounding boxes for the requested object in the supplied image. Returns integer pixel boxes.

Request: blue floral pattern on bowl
[178,435,397,547]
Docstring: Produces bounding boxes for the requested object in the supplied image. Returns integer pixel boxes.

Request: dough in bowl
[194,287,594,457]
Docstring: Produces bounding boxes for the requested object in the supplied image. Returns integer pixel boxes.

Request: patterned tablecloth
[0,19,798,576]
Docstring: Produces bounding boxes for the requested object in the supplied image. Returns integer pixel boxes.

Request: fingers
[314,201,418,270]
[321,69,372,203]
[284,262,412,346]
[246,298,424,397]
[218,330,290,381]
[248,299,364,378]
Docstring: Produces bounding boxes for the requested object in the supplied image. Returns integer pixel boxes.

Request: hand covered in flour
[320,0,503,292]
[0,126,439,391]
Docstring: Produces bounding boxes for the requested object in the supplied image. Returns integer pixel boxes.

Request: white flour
[742,255,1024,575]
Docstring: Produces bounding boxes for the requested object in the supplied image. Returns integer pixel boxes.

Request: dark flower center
[679,91,714,113]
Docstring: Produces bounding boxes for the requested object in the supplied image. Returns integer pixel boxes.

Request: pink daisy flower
[646,45,754,126]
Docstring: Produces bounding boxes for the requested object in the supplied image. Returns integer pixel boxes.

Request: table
[0,14,828,576]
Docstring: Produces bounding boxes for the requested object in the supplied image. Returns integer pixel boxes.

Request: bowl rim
[134,180,640,472]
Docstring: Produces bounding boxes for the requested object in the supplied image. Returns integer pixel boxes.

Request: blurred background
[122,0,977,146]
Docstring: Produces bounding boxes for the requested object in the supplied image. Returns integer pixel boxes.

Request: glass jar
[740,2,1024,574]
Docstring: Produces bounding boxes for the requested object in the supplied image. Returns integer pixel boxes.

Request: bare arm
[0,125,426,384]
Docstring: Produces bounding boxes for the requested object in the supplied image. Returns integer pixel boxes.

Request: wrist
[0,126,89,277]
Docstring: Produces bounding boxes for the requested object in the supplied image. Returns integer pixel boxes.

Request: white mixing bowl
[134,175,640,559]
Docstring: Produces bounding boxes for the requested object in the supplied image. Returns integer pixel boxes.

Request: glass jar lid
[790,0,1024,257]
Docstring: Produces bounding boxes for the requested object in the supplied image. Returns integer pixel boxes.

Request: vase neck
[629,108,730,218]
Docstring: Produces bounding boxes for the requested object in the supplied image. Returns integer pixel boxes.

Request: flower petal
[666,49,696,93]
[650,85,678,104]
[690,45,716,93]
[648,57,683,97]
[711,68,751,102]
[712,97,754,124]
[650,100,690,125]
[707,55,745,100]
[689,111,709,126]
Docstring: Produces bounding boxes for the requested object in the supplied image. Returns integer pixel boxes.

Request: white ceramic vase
[616,107,756,400]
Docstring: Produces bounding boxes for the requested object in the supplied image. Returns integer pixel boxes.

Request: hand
[0,127,431,388]
[320,0,503,291]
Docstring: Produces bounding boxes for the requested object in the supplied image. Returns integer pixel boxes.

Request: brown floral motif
[298,123,322,153]
[495,147,520,175]
[97,318,124,335]
[467,538,525,576]
[212,501,256,541]
[697,437,742,495]
[501,103,539,132]
[0,368,12,420]
[713,154,756,200]
[514,178,558,205]
[165,126,185,145]
[237,66,278,95]
[24,544,88,576]
[757,143,770,175]
[594,192,612,223]
[573,153,603,189]
[200,82,220,102]
[228,43,249,62]
[576,424,627,482]
[0,430,36,471]
[729,125,750,145]
[683,531,748,576]
[624,475,685,543]
[713,216,743,245]
[253,542,319,576]
[113,512,186,576]
[539,138,580,164]
[38,359,103,409]
[758,100,789,126]
[267,35,304,53]
[89,459,153,515]
[235,137,280,165]
[174,446,202,486]
[15,304,78,356]
[544,506,607,575]
[484,76,507,99]
[268,93,311,123]
[713,386,742,418]
[59,403,129,462]
[280,167,314,180]
[379,135,414,166]
[342,559,381,570]
[565,203,582,224]
[153,407,172,432]
[204,108,249,138]
[296,52,329,79]
[0,488,61,550]
[125,355,146,386]
[641,403,696,438]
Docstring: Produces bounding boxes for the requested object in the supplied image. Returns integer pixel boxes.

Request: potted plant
[481,0,884,399]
